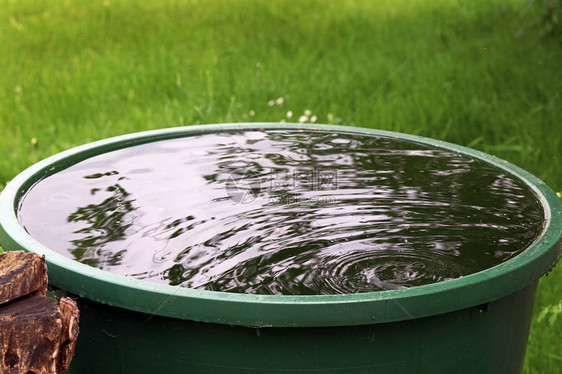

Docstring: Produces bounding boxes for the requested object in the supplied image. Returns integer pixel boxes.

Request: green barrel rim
[1,123,560,327]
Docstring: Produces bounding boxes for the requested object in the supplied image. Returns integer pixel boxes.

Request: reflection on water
[17,130,545,295]
[66,181,138,268]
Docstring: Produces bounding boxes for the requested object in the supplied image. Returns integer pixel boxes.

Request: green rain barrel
[0,123,560,374]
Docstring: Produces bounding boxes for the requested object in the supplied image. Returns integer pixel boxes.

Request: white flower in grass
[327,113,334,122]
[287,111,293,118]
[304,109,312,116]
[268,100,275,107]
[276,97,284,105]
[298,115,308,123]
[280,119,286,123]
[249,110,256,117]
[310,115,317,123]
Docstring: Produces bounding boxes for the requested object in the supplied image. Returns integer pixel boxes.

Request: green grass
[0,0,560,372]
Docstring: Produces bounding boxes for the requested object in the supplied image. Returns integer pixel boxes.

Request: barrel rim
[1,123,560,327]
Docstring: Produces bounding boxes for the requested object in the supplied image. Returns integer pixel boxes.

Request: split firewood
[0,250,47,304]
[0,251,80,374]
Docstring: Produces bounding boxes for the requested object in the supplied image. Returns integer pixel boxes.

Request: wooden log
[0,294,80,374]
[0,251,47,304]
[0,251,80,373]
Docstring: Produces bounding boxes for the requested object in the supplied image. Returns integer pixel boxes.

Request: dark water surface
[18,130,545,295]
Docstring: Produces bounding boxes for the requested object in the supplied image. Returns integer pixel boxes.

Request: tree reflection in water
[67,182,138,269]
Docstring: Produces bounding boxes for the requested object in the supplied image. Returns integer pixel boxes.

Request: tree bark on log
[56,298,79,373]
[0,251,79,374]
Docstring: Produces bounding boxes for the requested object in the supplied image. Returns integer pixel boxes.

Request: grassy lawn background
[0,0,560,372]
